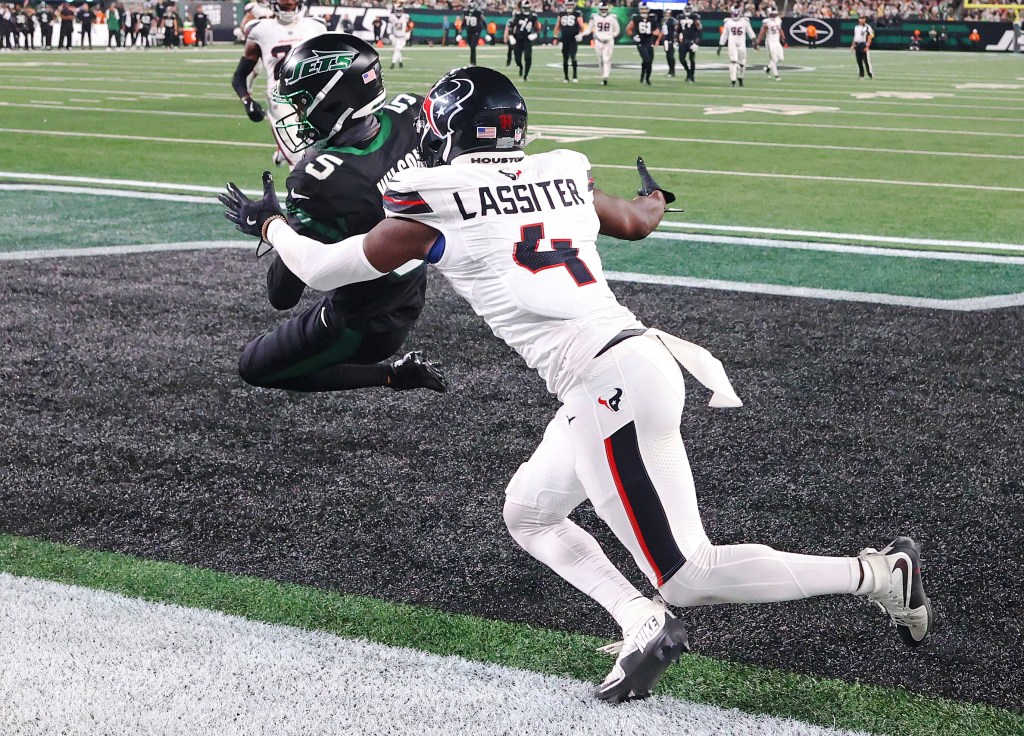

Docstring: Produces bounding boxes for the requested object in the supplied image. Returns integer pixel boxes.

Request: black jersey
[161,9,177,29]
[462,8,484,36]
[14,10,29,27]
[510,12,537,41]
[193,11,207,28]
[631,14,655,44]
[285,93,427,330]
[556,9,580,42]
[38,9,54,24]
[680,17,701,44]
[662,15,677,44]
[139,12,153,28]
[76,8,94,27]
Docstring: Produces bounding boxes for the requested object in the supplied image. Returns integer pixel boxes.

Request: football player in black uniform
[161,2,179,48]
[461,0,486,65]
[506,0,540,82]
[231,34,445,394]
[76,2,94,48]
[661,10,677,78]
[138,5,153,47]
[679,10,701,83]
[554,0,582,83]
[14,6,33,49]
[37,3,55,48]
[626,2,660,86]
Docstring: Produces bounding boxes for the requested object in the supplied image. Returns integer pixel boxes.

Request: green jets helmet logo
[285,50,357,86]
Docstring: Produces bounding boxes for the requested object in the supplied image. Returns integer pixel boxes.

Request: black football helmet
[416,67,527,168]
[272,33,387,154]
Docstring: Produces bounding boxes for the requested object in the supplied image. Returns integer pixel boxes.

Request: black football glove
[716,44,722,56]
[636,157,676,205]
[220,171,285,253]
[243,97,265,123]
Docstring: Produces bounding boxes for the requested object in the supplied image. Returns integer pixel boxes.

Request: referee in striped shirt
[852,16,874,79]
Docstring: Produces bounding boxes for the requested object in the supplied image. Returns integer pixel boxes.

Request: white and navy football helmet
[598,1,610,14]
[639,1,650,17]
[730,4,742,16]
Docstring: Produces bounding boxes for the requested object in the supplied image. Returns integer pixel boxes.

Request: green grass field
[3,44,1024,735]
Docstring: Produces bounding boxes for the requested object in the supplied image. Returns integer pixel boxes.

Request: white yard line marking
[658,221,1024,252]
[4,100,1011,160]
[0,101,240,119]
[0,173,259,195]
[647,231,1024,264]
[0,241,250,260]
[0,127,271,148]
[0,183,218,204]
[592,163,1024,194]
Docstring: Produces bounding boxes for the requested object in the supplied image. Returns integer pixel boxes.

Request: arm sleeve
[232,55,258,99]
[266,220,385,291]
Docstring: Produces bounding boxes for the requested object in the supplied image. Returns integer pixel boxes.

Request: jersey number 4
[513,224,596,286]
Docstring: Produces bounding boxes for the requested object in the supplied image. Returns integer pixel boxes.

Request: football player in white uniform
[590,1,620,86]
[223,67,934,703]
[718,4,756,86]
[756,6,785,80]
[388,2,411,69]
[231,0,325,168]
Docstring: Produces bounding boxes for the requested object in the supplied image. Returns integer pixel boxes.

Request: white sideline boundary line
[2,239,1020,312]
[646,231,1024,265]
[658,221,1024,252]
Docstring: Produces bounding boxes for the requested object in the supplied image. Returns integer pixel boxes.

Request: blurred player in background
[231,0,326,167]
[37,3,55,48]
[160,2,179,48]
[555,0,582,83]
[718,4,755,86]
[679,9,701,82]
[756,6,785,80]
[462,0,486,65]
[233,34,445,395]
[661,9,677,78]
[388,2,411,68]
[591,1,619,86]
[626,2,660,86]
[506,0,540,81]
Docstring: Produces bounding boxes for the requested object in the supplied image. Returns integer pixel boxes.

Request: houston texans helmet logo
[598,388,624,413]
[422,77,475,147]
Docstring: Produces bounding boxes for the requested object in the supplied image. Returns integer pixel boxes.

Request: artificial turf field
[1,44,1023,734]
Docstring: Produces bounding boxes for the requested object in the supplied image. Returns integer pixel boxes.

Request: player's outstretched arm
[231,40,264,122]
[594,189,666,241]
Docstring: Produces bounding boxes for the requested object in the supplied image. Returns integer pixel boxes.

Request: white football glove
[632,34,640,42]
[575,33,582,41]
[527,32,537,40]
[508,35,516,44]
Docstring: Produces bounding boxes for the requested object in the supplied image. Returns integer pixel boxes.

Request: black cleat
[738,77,744,86]
[388,351,448,393]
[595,604,690,704]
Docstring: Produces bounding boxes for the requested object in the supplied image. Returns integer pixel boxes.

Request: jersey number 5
[513,223,596,286]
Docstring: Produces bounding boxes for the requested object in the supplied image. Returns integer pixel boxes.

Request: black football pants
[663,41,675,75]
[467,33,479,64]
[680,46,696,80]
[513,42,532,79]
[637,43,654,83]
[239,296,410,392]
[561,38,578,79]
[40,23,53,47]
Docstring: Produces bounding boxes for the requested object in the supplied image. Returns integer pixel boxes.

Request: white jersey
[852,23,874,44]
[720,16,754,47]
[390,12,410,39]
[590,13,620,43]
[247,17,326,94]
[762,16,783,44]
[383,150,643,397]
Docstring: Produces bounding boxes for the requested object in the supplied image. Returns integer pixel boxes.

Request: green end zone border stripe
[599,236,1024,301]
[1,535,1020,736]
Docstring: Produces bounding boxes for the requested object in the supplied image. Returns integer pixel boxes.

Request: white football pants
[392,36,407,65]
[594,39,614,79]
[727,43,747,81]
[504,335,861,628]
[767,40,784,76]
